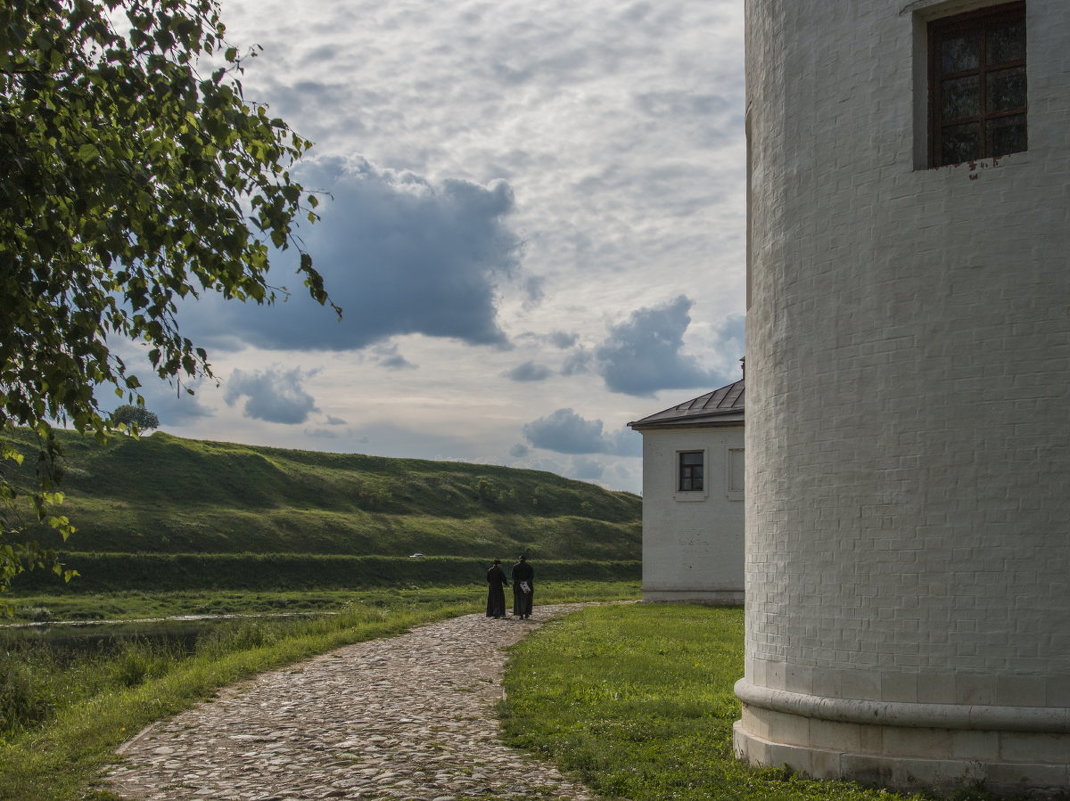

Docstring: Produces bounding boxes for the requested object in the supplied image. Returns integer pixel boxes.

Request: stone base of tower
[734,680,1070,797]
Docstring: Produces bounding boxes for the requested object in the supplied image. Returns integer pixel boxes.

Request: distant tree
[0,0,338,593]
[112,405,160,433]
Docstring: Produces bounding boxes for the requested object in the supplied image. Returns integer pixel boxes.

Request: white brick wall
[739,0,1070,791]
[640,426,745,602]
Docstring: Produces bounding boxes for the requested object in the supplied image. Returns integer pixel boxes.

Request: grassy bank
[11,553,640,594]
[501,604,937,801]
[4,429,641,561]
[0,582,638,801]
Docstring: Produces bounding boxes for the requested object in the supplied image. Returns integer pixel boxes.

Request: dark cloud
[181,157,522,353]
[505,361,552,382]
[522,408,639,456]
[592,295,727,396]
[224,368,318,424]
[371,343,417,370]
[509,443,530,458]
[548,330,579,349]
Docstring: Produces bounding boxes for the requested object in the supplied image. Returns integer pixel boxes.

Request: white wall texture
[736,0,1070,794]
[640,426,744,603]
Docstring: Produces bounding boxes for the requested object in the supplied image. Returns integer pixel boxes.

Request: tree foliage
[112,404,160,432]
[0,0,335,592]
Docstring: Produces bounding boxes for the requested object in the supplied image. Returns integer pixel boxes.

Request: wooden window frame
[678,451,704,493]
[928,1,1027,167]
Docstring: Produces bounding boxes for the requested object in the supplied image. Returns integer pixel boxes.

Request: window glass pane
[988,115,1027,157]
[941,76,980,120]
[940,31,980,74]
[987,67,1026,112]
[680,452,703,466]
[941,122,981,164]
[988,19,1026,64]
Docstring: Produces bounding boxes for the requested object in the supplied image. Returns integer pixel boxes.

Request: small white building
[628,378,744,605]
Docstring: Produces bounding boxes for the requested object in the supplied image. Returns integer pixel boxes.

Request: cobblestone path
[103,605,599,801]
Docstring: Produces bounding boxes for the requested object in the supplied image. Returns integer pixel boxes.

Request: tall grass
[501,604,942,801]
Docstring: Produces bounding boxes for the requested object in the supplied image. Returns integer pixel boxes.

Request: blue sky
[131,0,746,495]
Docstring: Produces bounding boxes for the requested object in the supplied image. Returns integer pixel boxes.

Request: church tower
[736,0,1070,795]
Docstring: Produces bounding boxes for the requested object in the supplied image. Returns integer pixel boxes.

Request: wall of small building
[640,425,744,604]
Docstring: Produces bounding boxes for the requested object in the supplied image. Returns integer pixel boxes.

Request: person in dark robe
[486,559,508,618]
[511,554,534,619]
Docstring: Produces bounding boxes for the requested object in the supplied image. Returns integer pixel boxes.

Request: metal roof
[627,379,745,430]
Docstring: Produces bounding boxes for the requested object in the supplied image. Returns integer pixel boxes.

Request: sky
[127,0,747,495]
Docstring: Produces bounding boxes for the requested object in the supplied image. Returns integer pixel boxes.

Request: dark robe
[511,560,534,618]
[486,564,508,618]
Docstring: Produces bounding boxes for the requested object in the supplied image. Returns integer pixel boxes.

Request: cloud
[181,156,523,353]
[371,343,417,371]
[548,331,578,349]
[591,295,728,396]
[522,408,640,456]
[571,456,605,480]
[224,368,318,424]
[504,360,552,382]
[126,377,212,426]
[509,443,530,458]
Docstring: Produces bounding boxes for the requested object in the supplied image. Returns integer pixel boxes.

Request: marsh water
[0,612,329,660]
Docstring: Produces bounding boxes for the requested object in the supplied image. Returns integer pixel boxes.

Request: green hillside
[4,430,642,566]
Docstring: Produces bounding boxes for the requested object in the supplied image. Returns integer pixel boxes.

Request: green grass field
[3,429,641,567]
[500,604,977,801]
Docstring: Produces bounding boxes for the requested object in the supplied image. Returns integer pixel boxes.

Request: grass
[10,553,641,594]
[3,428,641,561]
[0,581,638,801]
[4,581,640,621]
[500,604,980,801]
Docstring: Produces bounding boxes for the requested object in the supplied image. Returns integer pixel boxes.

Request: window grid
[678,451,704,492]
[929,1,1026,167]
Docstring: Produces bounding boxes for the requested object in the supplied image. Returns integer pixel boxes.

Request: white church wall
[640,425,744,604]
[737,0,1070,795]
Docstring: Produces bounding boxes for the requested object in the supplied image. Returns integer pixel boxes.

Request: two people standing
[485,555,534,619]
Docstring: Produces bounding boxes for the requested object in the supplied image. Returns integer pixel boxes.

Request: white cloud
[522,408,640,457]
[224,368,319,424]
[586,296,733,396]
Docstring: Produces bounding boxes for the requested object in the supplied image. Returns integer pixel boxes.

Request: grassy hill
[3,430,641,590]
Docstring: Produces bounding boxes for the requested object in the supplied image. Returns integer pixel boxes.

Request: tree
[0,0,337,592]
[112,405,160,433]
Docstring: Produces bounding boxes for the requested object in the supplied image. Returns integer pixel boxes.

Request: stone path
[103,605,600,801]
